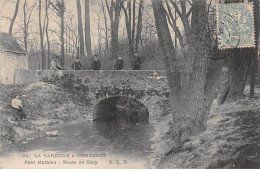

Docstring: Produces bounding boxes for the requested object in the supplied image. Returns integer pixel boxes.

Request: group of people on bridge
[50,52,143,71]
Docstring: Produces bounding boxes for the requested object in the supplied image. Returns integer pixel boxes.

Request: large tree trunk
[110,0,120,59]
[39,0,45,69]
[85,0,91,56]
[76,0,84,59]
[152,0,223,144]
[9,0,20,35]
[224,49,251,103]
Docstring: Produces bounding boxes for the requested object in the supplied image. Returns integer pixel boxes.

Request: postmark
[217,2,255,49]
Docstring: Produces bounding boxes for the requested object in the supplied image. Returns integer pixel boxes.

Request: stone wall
[13,70,166,85]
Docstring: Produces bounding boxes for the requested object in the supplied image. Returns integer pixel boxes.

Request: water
[0,118,154,168]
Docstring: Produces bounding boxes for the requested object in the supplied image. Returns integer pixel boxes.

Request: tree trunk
[39,0,45,70]
[45,0,50,69]
[9,0,20,35]
[249,0,259,99]
[152,0,223,144]
[135,0,143,52]
[76,0,84,59]
[85,0,91,57]
[151,0,181,125]
[23,0,28,52]
[110,0,120,59]
[224,49,251,103]
[101,0,109,58]
[217,49,252,104]
[60,0,65,67]
[121,0,137,67]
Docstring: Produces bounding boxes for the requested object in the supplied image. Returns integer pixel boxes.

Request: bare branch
[169,0,182,17]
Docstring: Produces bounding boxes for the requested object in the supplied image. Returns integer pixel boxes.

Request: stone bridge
[13,70,170,123]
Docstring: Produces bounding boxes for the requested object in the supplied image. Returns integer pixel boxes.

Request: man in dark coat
[71,57,82,70]
[132,52,143,70]
[92,55,101,70]
[114,56,124,70]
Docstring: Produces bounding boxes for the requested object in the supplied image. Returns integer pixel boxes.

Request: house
[0,32,28,84]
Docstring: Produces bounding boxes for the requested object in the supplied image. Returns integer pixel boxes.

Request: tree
[218,49,252,104]
[67,14,80,59]
[120,0,144,67]
[135,0,143,52]
[76,0,84,59]
[104,0,121,58]
[85,0,91,56]
[22,0,36,52]
[39,0,45,69]
[50,0,65,67]
[45,0,51,68]
[152,0,224,144]
[9,0,20,35]
[100,0,109,58]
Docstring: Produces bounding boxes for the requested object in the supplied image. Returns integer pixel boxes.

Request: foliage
[41,74,91,105]
[0,119,16,145]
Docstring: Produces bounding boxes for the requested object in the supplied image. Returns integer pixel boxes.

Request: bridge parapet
[14,69,167,85]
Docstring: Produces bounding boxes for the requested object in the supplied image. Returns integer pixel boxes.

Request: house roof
[0,32,25,54]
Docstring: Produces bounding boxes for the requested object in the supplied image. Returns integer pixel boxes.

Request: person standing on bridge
[71,57,82,70]
[92,55,101,70]
[132,51,143,70]
[114,56,124,70]
[50,57,63,70]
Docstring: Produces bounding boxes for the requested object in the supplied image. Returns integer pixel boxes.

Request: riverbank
[0,82,92,151]
[154,85,260,168]
[1,81,260,168]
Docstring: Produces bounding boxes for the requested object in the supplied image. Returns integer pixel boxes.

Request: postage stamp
[217,2,255,49]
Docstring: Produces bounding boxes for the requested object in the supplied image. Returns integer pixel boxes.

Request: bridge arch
[93,96,149,126]
[13,70,169,122]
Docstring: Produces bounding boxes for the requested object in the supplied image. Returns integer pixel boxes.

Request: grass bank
[153,85,260,168]
[0,82,92,150]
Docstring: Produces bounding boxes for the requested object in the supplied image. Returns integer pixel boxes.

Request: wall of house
[0,51,28,85]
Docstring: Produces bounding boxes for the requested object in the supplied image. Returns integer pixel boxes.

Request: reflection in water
[94,96,149,128]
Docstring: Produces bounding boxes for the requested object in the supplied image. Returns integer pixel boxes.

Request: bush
[0,119,16,144]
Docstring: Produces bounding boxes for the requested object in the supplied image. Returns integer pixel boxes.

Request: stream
[0,118,154,168]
